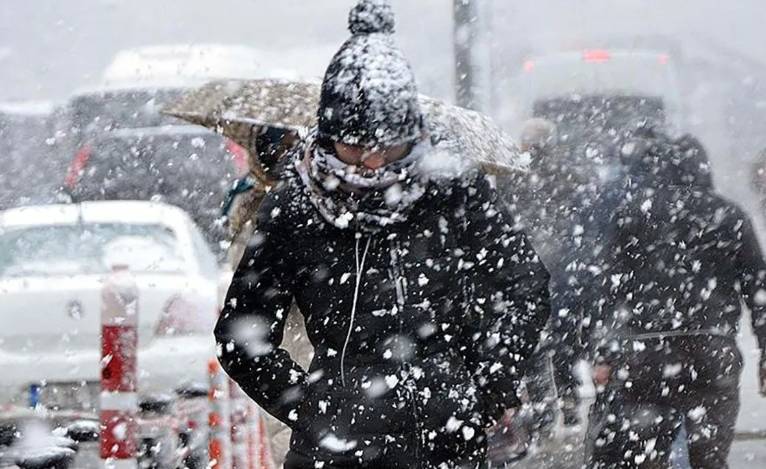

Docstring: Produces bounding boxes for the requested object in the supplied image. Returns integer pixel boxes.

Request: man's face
[334,142,411,170]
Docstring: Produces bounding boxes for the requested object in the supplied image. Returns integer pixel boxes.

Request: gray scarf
[296,137,431,232]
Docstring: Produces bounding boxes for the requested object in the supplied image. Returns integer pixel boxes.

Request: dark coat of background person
[502,125,591,428]
[215,165,551,468]
[581,133,766,469]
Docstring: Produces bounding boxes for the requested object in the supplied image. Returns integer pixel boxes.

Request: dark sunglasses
[318,137,413,166]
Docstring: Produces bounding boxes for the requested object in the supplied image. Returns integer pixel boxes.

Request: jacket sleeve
[214,199,308,428]
[459,173,551,424]
[570,186,627,363]
[736,216,766,351]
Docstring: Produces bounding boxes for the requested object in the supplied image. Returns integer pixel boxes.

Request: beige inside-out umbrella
[163,78,524,178]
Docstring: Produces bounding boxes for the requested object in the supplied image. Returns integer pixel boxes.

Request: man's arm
[736,216,766,394]
[570,184,627,365]
[459,173,551,425]
[214,205,309,427]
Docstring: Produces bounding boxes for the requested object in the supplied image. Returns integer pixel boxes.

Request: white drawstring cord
[341,235,372,387]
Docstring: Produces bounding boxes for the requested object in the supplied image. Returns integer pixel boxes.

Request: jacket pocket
[419,362,486,433]
[294,380,413,442]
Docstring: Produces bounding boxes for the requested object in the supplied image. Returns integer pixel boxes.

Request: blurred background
[1,2,766,467]
[2,0,765,208]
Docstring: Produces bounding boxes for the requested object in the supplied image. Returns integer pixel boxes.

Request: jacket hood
[627,130,713,190]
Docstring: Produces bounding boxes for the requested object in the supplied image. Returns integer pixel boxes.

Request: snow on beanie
[317,0,425,149]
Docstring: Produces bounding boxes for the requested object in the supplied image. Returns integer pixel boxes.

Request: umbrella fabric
[163,78,524,177]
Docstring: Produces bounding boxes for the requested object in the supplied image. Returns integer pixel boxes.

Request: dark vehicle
[514,49,684,181]
[57,87,249,251]
[0,102,60,210]
[52,87,187,159]
[64,125,247,250]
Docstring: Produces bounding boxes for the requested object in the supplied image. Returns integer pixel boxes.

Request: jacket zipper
[389,239,425,468]
[406,374,424,469]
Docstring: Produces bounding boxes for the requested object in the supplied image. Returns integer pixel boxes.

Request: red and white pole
[100,265,139,469]
[229,382,249,469]
[247,404,275,469]
[208,359,232,469]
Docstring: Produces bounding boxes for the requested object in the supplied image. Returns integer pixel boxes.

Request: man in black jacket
[582,132,766,469]
[214,1,551,468]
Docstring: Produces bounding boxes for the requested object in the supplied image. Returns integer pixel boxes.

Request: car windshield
[0,223,185,277]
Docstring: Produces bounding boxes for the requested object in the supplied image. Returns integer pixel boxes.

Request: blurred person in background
[581,130,766,469]
[508,118,588,433]
[214,1,551,467]
[223,125,300,266]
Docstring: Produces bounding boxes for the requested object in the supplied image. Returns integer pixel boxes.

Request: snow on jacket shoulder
[214,167,550,457]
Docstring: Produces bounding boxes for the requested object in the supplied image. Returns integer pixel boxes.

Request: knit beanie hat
[317,0,425,149]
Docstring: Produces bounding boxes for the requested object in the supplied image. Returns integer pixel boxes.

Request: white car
[0,201,219,411]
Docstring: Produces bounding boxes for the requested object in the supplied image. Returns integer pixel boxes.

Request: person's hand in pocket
[487,407,518,432]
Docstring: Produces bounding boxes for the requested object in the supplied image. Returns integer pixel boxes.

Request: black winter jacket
[583,138,766,362]
[215,168,550,466]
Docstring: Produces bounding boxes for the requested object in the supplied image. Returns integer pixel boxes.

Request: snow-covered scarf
[296,136,430,232]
